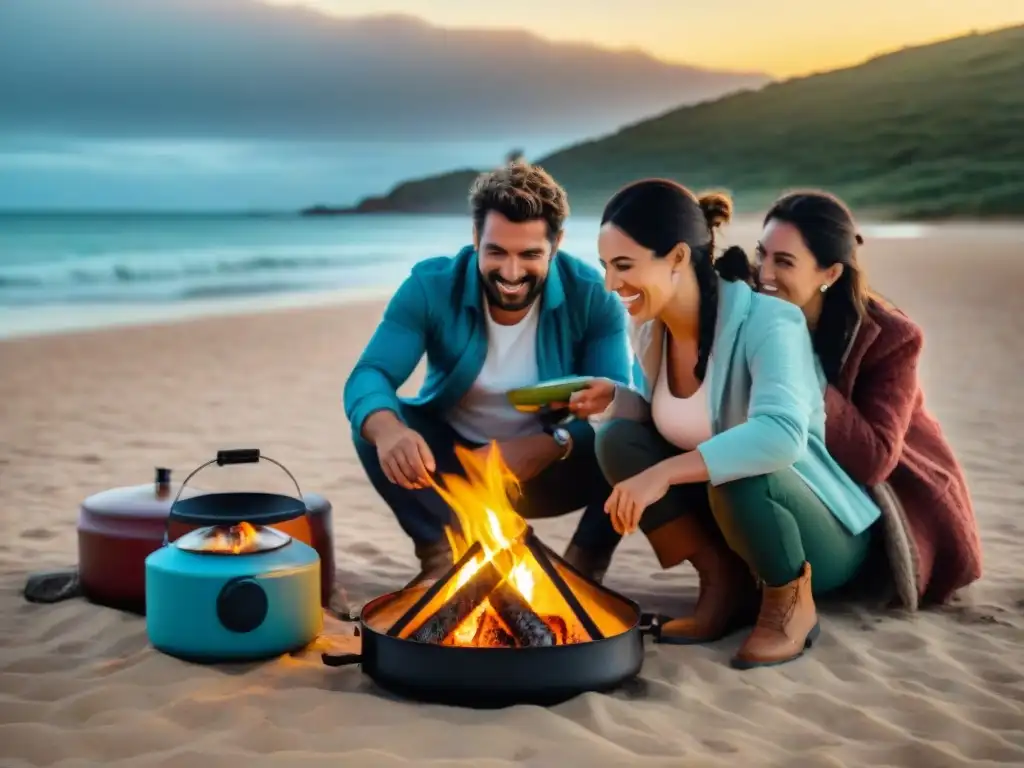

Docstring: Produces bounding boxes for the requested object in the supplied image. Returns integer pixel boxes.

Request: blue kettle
[144,449,323,662]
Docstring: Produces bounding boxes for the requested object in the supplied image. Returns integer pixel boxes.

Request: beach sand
[1,221,1023,767]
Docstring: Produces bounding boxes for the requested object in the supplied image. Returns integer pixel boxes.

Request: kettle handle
[168,448,305,519]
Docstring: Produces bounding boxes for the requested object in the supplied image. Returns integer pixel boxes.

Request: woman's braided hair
[601,180,753,382]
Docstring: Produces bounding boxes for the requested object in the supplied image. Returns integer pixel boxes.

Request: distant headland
[304,25,1024,221]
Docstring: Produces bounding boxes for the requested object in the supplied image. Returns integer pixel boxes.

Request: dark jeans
[352,403,622,555]
[596,419,871,594]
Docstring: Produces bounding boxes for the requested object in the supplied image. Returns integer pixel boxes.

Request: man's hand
[605,462,672,534]
[473,433,565,484]
[565,378,617,418]
[363,410,436,489]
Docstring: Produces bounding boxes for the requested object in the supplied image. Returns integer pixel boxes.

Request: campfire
[322,443,649,707]
[381,444,623,649]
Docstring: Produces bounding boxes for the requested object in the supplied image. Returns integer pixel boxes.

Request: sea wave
[0,246,407,286]
[0,246,418,305]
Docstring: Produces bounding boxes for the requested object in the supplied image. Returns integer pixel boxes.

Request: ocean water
[0,213,480,305]
[0,212,931,339]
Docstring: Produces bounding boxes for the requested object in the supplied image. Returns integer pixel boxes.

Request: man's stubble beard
[482,271,545,313]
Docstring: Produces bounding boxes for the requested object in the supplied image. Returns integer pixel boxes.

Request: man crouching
[344,161,629,586]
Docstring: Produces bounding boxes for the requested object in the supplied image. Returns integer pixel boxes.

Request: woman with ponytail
[567,179,881,670]
[754,190,982,609]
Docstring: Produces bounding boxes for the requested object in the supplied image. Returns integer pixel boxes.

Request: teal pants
[595,419,871,594]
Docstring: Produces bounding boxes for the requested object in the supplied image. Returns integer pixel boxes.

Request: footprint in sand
[19,527,56,540]
[875,629,929,653]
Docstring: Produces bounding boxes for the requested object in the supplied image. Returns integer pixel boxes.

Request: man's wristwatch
[545,425,573,461]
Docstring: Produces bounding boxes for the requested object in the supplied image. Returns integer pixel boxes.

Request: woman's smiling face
[598,222,680,323]
[755,218,839,311]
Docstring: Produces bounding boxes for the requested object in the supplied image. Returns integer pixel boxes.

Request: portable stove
[145,449,323,662]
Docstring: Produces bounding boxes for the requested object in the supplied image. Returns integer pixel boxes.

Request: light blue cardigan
[602,276,881,537]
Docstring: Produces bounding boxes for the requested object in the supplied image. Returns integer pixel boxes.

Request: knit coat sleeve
[824,326,924,486]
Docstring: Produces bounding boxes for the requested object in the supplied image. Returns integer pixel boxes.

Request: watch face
[552,428,569,445]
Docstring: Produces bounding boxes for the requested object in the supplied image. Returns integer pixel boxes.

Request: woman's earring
[819,283,829,293]
[671,271,680,286]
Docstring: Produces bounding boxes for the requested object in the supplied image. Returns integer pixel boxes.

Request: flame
[428,443,531,601]
[199,521,261,554]
[392,442,606,647]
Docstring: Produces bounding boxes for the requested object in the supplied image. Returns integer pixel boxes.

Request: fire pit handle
[638,612,667,639]
[321,651,362,667]
[321,627,363,666]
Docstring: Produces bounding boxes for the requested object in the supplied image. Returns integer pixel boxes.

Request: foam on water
[861,223,932,240]
[0,212,936,339]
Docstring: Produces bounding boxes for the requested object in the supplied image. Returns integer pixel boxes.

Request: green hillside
[335,25,1024,220]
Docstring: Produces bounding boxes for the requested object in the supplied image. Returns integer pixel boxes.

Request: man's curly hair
[469,160,569,242]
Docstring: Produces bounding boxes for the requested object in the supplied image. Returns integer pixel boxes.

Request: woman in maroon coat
[753,191,983,609]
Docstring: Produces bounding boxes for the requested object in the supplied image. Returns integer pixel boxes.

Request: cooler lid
[80,467,205,520]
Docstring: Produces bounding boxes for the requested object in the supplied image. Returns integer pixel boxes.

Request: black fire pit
[322,527,659,708]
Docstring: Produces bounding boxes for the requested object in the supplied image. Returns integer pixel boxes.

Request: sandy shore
[1,221,1023,767]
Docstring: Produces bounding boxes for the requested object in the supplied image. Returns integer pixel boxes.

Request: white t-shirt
[652,336,713,451]
[446,299,543,444]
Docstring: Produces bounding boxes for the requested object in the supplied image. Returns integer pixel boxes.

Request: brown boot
[562,543,612,584]
[649,516,760,645]
[405,539,454,589]
[731,561,820,669]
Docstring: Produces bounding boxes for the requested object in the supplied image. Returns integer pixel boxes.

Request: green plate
[506,376,593,412]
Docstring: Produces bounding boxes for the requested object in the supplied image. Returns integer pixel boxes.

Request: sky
[2,0,1021,210]
[0,0,757,210]
[275,0,1024,77]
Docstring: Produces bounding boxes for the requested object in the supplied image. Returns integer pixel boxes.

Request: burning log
[489,581,557,647]
[408,561,504,645]
[541,615,569,645]
[387,541,484,639]
[525,532,603,641]
[470,611,517,648]
[388,520,608,649]
[407,563,562,648]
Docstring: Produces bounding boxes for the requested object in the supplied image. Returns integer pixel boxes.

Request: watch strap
[545,424,572,460]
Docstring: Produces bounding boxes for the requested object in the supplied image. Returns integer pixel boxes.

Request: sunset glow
[275,0,1024,77]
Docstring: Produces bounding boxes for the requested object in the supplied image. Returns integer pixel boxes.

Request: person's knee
[709,474,774,527]
[594,418,665,484]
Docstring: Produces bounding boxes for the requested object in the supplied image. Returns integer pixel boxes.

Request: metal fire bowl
[322,580,659,709]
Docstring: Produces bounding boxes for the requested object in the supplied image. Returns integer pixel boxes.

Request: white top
[652,336,713,451]
[446,298,543,444]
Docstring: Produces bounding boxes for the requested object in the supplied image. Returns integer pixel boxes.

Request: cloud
[0,0,769,208]
[0,0,768,143]
[0,135,538,209]
[0,137,274,173]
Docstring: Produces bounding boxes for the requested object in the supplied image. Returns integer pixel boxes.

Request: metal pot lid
[169,491,306,527]
[81,468,205,520]
[173,523,291,555]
